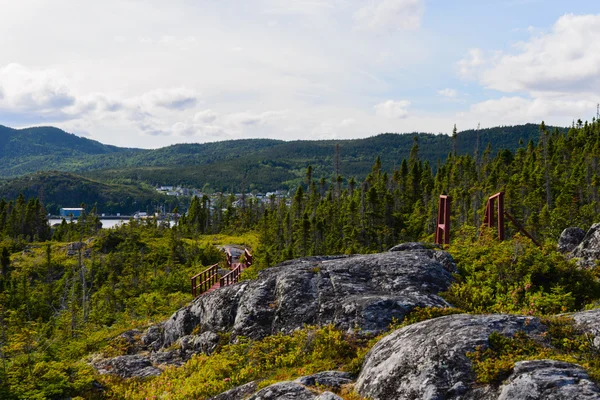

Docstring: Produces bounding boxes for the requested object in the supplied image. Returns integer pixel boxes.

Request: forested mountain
[0,171,178,215]
[1,118,600,399]
[176,119,600,264]
[0,125,130,157]
[0,123,564,192]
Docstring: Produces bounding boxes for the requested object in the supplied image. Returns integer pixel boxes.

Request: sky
[0,0,599,148]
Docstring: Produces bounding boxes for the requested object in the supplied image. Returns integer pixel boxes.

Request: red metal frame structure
[482,192,541,247]
[483,192,505,241]
[435,195,451,246]
[191,264,219,298]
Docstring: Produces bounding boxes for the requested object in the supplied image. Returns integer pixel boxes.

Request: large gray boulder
[571,223,600,268]
[497,360,600,399]
[211,371,353,400]
[92,355,161,378]
[571,308,600,348]
[294,371,354,389]
[247,382,316,400]
[160,246,455,347]
[95,245,456,378]
[211,381,259,400]
[225,381,344,400]
[356,314,547,400]
[558,227,586,253]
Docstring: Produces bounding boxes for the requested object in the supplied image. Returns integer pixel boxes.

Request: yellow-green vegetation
[0,219,232,399]
[100,325,367,400]
[468,316,600,385]
[396,306,466,328]
[183,231,260,251]
[443,227,600,315]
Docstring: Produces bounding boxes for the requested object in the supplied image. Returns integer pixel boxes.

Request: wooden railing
[225,249,233,268]
[191,248,253,298]
[220,263,242,287]
[191,264,219,298]
[244,248,253,266]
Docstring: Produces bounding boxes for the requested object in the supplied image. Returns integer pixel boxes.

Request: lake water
[49,219,128,229]
[48,219,176,229]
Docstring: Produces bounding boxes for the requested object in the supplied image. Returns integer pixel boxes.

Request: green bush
[443,228,600,315]
[101,325,367,400]
[467,316,600,385]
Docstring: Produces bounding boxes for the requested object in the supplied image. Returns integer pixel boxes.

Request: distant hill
[86,123,565,191]
[0,122,566,193]
[0,171,178,215]
[0,125,135,157]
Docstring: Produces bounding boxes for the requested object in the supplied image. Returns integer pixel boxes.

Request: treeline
[1,122,556,192]
[178,193,263,236]
[0,171,181,215]
[251,119,600,267]
[0,194,50,242]
[0,219,225,398]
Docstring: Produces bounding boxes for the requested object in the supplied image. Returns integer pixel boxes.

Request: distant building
[60,208,84,218]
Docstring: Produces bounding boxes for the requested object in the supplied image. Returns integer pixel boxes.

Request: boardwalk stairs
[191,248,253,298]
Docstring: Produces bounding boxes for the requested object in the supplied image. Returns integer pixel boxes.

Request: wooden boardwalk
[191,248,253,298]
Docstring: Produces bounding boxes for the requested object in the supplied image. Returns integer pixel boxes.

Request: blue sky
[0,0,598,148]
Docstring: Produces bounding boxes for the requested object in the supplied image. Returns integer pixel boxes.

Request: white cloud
[341,118,356,127]
[457,48,488,79]
[467,96,598,123]
[438,88,457,98]
[194,109,219,123]
[461,14,600,96]
[261,0,338,16]
[311,118,359,139]
[457,14,600,128]
[139,88,197,110]
[354,0,424,32]
[0,63,77,122]
[226,110,287,127]
[374,100,411,119]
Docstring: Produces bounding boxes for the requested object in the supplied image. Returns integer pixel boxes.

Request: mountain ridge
[0,122,567,192]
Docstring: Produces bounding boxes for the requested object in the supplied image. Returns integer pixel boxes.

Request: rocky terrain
[91,226,600,399]
[560,223,600,268]
[93,243,456,376]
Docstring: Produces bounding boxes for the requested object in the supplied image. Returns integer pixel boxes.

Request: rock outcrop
[294,371,354,390]
[161,246,455,348]
[558,227,586,253]
[211,372,351,400]
[246,382,317,400]
[93,355,161,378]
[356,313,600,399]
[497,360,600,400]
[571,308,600,348]
[211,381,259,400]
[356,314,545,399]
[93,244,456,378]
[571,223,600,268]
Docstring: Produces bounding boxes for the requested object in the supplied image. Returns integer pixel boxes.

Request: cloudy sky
[0,0,599,148]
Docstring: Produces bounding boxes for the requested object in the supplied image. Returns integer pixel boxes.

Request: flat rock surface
[294,371,354,389]
[160,245,456,347]
[498,359,600,400]
[356,313,547,400]
[211,381,259,400]
[247,382,316,400]
[93,355,161,379]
